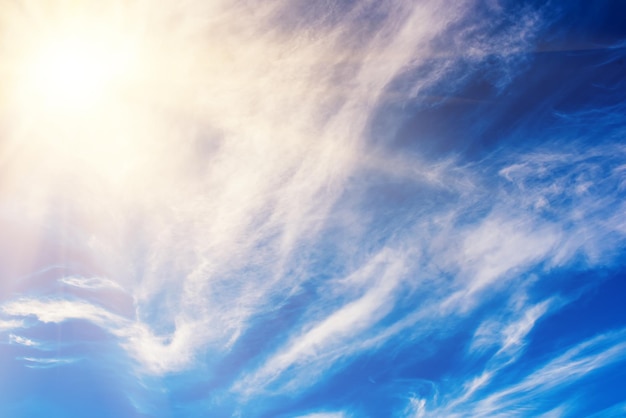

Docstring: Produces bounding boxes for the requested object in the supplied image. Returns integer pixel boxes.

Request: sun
[1,14,154,182]
[30,38,114,108]
[22,29,137,113]
[1,4,196,184]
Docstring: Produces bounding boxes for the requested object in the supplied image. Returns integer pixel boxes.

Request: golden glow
[19,27,138,114]
[3,11,152,183]
[28,38,120,109]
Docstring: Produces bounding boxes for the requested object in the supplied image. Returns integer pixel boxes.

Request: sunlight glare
[6,18,155,183]
[25,33,135,111]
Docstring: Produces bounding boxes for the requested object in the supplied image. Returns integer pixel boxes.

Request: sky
[0,0,625,417]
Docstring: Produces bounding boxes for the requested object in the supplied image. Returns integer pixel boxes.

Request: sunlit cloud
[4,0,515,378]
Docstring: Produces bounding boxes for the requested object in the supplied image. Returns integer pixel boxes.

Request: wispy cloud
[296,412,349,418]
[415,328,626,417]
[1,297,201,374]
[2,0,534,379]
[3,143,625,389]
[235,248,407,393]
[0,319,23,332]
[403,397,428,418]
[20,357,79,369]
[2,298,127,329]
[9,334,39,347]
[473,330,626,416]
[58,276,125,291]
[470,298,554,358]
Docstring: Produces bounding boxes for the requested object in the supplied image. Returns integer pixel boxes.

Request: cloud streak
[8,334,39,347]
[20,357,79,369]
[449,328,626,417]
[58,276,125,291]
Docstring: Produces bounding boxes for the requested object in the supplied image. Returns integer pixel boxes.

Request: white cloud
[1,297,203,374]
[235,249,407,393]
[59,276,125,291]
[5,143,625,392]
[2,298,127,329]
[20,357,79,368]
[9,334,39,347]
[437,216,560,313]
[403,397,427,418]
[427,328,626,417]
[0,319,23,332]
[438,297,556,412]
[470,298,553,356]
[233,137,626,393]
[3,0,507,382]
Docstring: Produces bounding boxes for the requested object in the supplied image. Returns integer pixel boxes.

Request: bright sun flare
[25,34,134,112]
[6,17,151,180]
[32,40,112,107]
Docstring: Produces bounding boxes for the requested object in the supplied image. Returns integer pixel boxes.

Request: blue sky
[1,1,625,417]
